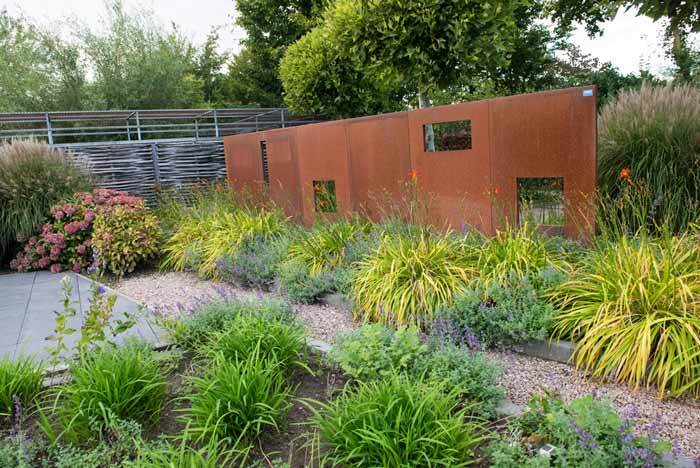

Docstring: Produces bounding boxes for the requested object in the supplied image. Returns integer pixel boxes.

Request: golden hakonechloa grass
[549,234,700,398]
[351,231,472,328]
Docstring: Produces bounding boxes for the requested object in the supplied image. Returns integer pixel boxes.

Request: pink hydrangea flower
[36,245,46,256]
[71,263,81,273]
[50,264,62,273]
[76,244,86,254]
[37,257,51,269]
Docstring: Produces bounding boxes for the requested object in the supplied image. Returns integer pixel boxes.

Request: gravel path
[114,271,700,459]
[113,271,357,344]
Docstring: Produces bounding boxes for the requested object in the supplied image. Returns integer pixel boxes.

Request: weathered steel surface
[224,87,597,239]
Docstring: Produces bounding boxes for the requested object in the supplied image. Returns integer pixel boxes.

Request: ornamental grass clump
[597,83,700,234]
[43,340,169,443]
[284,220,369,274]
[0,140,92,263]
[0,356,44,418]
[549,234,700,398]
[161,207,287,278]
[310,373,483,467]
[351,230,472,327]
[185,345,294,445]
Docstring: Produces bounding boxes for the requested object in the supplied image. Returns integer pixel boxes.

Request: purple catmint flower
[97,285,106,295]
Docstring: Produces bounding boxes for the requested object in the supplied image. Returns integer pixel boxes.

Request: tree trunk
[419,90,435,152]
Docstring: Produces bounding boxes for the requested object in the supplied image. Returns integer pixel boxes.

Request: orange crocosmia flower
[408,169,419,180]
[619,168,632,180]
[493,187,500,194]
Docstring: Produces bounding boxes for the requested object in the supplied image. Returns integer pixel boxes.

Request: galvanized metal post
[213,110,220,138]
[194,118,200,141]
[45,113,54,145]
[126,119,131,141]
[281,108,285,128]
[255,116,259,132]
[136,111,142,140]
[150,142,161,187]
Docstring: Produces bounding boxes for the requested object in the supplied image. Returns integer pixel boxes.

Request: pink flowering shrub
[10,189,148,273]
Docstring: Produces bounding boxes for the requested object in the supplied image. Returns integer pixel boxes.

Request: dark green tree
[226,0,325,107]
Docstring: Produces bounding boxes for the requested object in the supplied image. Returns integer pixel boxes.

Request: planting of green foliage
[475,223,566,287]
[277,258,337,304]
[352,230,472,326]
[598,83,700,234]
[0,356,44,418]
[330,324,427,381]
[0,140,92,262]
[550,234,700,398]
[92,204,161,277]
[206,311,307,373]
[444,273,555,349]
[185,346,294,445]
[43,340,169,443]
[284,221,368,274]
[130,437,249,468]
[414,345,504,419]
[218,235,291,290]
[0,435,35,468]
[310,373,483,467]
[486,392,671,467]
[167,298,294,351]
[162,207,287,278]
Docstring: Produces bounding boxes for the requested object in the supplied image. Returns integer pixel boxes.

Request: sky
[0,0,688,76]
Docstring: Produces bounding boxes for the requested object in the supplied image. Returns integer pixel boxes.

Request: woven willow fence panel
[61,140,226,200]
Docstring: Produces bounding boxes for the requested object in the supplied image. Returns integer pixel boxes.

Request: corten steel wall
[224,87,597,239]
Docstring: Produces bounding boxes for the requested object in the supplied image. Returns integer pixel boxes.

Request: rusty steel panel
[224,87,597,239]
[347,114,412,217]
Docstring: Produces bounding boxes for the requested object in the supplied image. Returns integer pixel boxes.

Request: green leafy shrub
[92,204,161,277]
[10,189,144,273]
[0,140,92,263]
[161,203,287,278]
[277,258,336,303]
[413,345,504,419]
[44,340,169,443]
[206,311,307,373]
[217,235,290,290]
[351,230,472,327]
[441,273,554,349]
[597,83,700,234]
[185,346,294,445]
[310,373,482,467]
[549,234,700,398]
[330,324,427,381]
[486,392,671,467]
[167,298,293,351]
[0,356,44,418]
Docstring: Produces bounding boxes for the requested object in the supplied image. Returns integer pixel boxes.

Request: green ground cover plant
[276,258,337,304]
[217,234,291,290]
[486,392,671,467]
[413,344,504,419]
[549,234,700,398]
[310,372,483,467]
[0,140,92,264]
[0,356,44,419]
[440,273,556,349]
[330,324,427,381]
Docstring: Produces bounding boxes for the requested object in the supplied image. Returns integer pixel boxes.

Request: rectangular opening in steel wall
[424,119,472,152]
[313,180,337,212]
[260,140,269,186]
[517,177,564,235]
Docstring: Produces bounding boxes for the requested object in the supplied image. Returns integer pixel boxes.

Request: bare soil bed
[114,271,700,459]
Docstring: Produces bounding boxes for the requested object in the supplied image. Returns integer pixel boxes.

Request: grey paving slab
[0,271,162,363]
